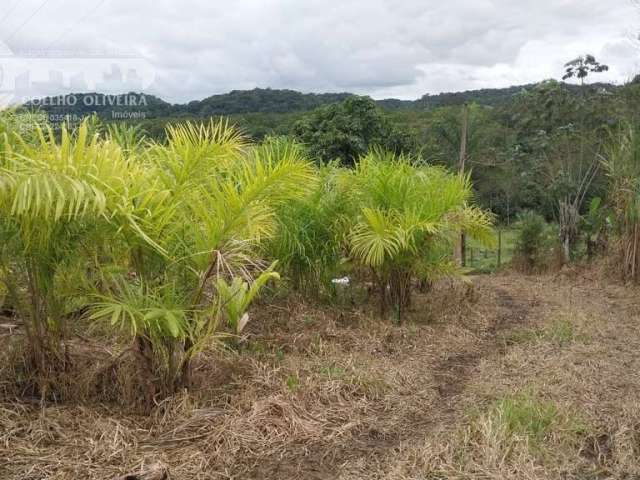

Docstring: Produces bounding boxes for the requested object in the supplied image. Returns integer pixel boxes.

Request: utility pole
[497,228,502,269]
[459,103,468,173]
[456,103,469,267]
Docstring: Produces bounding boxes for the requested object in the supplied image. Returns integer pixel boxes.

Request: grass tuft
[544,318,576,346]
[502,313,581,347]
[286,374,300,392]
[490,393,558,442]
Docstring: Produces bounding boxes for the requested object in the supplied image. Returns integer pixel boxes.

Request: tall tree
[293,96,414,166]
[558,55,609,261]
[563,54,609,85]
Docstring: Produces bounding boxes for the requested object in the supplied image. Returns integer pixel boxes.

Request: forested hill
[183,89,352,115]
[22,83,615,120]
[22,88,353,119]
[375,85,535,110]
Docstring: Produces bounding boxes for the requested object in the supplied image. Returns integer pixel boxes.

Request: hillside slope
[22,82,616,121]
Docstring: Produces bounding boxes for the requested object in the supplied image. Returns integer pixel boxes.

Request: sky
[0,0,638,105]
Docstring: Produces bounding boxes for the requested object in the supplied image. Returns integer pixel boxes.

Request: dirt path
[2,272,640,479]
[433,284,531,401]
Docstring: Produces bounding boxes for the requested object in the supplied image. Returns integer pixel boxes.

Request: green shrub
[343,149,494,319]
[512,211,558,273]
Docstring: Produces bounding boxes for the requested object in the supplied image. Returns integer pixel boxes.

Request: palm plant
[0,120,137,393]
[216,264,280,335]
[581,197,608,258]
[106,122,148,154]
[0,110,48,158]
[342,149,494,319]
[267,160,350,295]
[90,120,316,399]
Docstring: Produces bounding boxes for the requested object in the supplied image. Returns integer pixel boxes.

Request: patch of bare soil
[2,271,640,479]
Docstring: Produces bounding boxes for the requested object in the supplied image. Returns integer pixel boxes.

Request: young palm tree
[90,120,316,401]
[0,120,137,394]
[342,149,494,319]
[267,158,350,295]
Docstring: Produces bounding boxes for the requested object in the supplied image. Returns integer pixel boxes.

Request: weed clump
[512,211,560,273]
[449,392,585,476]
[490,393,558,443]
[502,314,580,347]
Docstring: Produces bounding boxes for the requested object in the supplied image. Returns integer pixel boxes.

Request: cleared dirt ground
[2,270,640,479]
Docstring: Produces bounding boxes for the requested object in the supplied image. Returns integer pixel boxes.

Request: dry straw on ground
[2,272,640,479]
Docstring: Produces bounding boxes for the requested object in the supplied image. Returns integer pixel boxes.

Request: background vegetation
[24,77,639,227]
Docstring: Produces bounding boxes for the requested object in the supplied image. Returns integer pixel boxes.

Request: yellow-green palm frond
[106,123,147,154]
[418,167,472,220]
[187,138,317,259]
[216,262,280,334]
[240,138,317,205]
[156,118,247,189]
[90,279,191,340]
[165,118,247,157]
[446,205,496,248]
[190,182,276,263]
[349,208,408,267]
[0,121,134,223]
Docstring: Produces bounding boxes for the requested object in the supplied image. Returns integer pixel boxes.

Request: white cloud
[0,0,637,104]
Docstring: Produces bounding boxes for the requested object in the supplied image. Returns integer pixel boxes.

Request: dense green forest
[22,78,640,226]
[25,82,614,121]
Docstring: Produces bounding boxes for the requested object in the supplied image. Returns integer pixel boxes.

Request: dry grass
[2,271,640,479]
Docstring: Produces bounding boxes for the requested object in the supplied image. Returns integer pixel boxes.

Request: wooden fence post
[497,229,502,269]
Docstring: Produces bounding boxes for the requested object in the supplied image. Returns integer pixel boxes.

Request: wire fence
[465,228,516,273]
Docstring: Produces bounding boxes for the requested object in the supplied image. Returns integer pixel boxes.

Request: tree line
[21,71,640,226]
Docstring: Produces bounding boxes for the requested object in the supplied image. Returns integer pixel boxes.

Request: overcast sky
[0,0,638,104]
